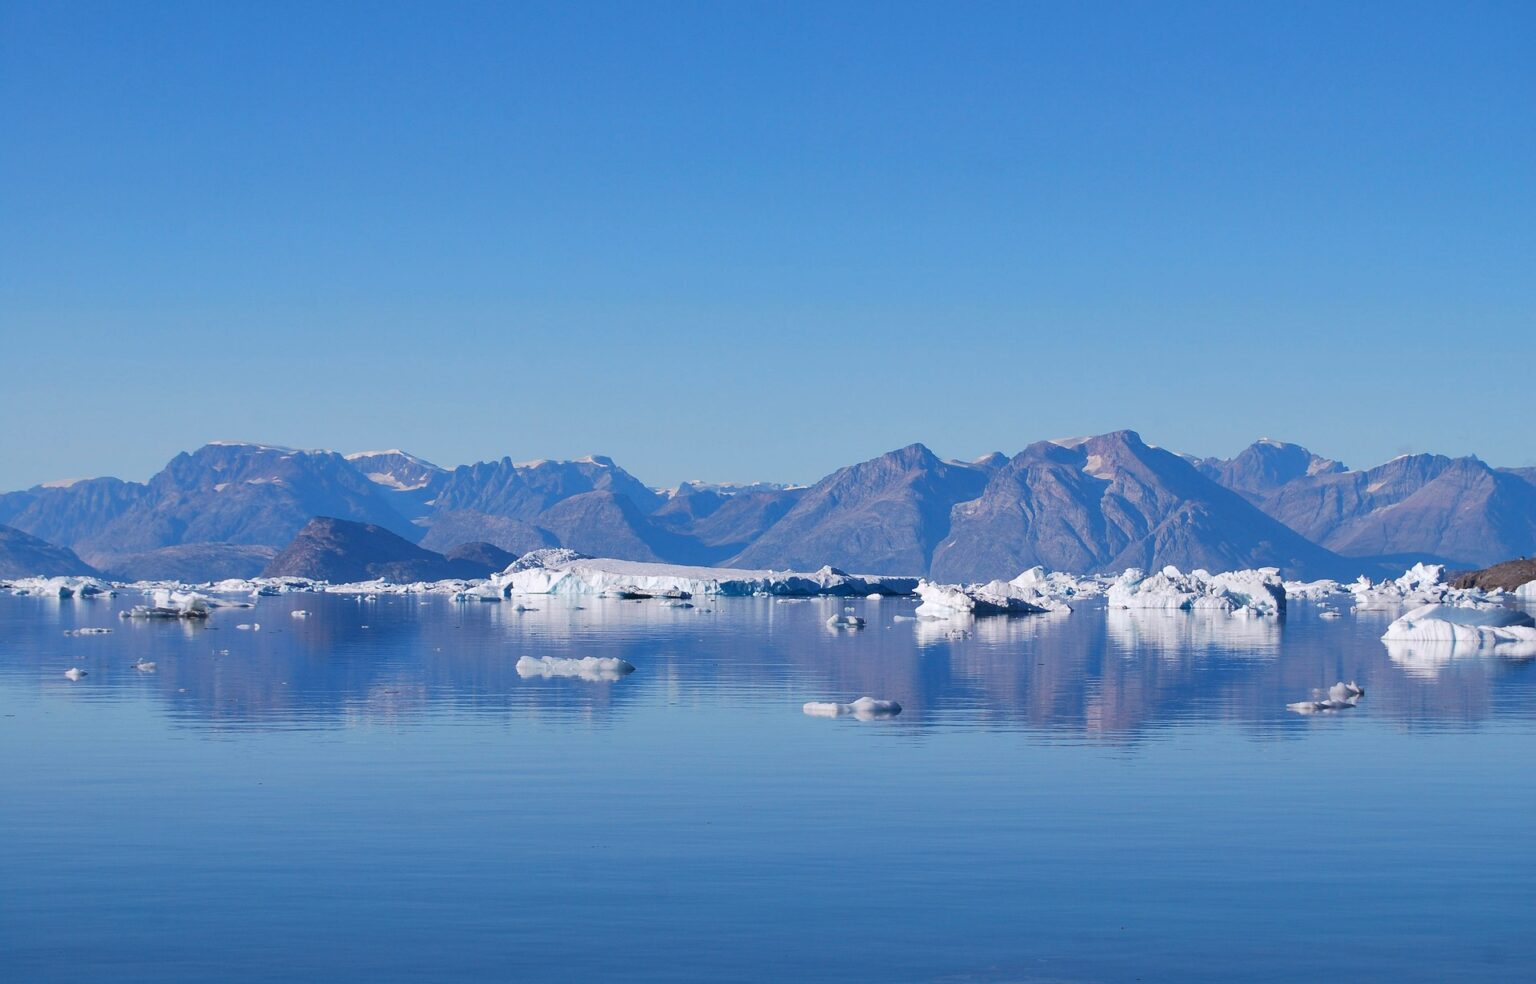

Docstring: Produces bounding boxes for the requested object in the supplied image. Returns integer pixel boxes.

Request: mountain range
[2,434,1531,582]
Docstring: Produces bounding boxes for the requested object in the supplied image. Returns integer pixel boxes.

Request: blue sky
[3,1,1533,489]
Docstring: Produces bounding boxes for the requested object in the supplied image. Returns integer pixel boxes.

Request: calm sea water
[3,590,1534,983]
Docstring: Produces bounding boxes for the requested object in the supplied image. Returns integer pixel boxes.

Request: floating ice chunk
[1287,681,1364,714]
[913,578,1063,619]
[1380,603,1536,653]
[235,623,260,631]
[493,553,917,599]
[63,667,86,681]
[1319,610,1342,620]
[1516,579,1536,601]
[826,614,866,629]
[133,659,156,672]
[64,627,113,636]
[290,610,310,619]
[1350,563,1495,610]
[802,697,903,720]
[515,655,636,681]
[123,589,212,620]
[1106,567,1284,616]
[1008,566,1103,600]
[1283,578,1346,600]
[12,576,114,599]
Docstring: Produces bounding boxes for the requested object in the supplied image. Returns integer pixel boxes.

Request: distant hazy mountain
[931,432,1347,582]
[0,524,98,578]
[728,444,995,574]
[262,517,489,583]
[1201,443,1536,568]
[94,544,277,582]
[440,541,518,573]
[6,433,1533,581]
[1193,439,1346,504]
[0,477,146,550]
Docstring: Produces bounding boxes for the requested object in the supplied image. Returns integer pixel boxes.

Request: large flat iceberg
[1380,603,1536,655]
[489,550,918,599]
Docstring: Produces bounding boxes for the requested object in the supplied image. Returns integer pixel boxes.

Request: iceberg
[912,578,1066,619]
[7,575,114,599]
[825,613,866,629]
[1283,578,1347,600]
[802,697,902,720]
[489,550,918,599]
[515,655,636,681]
[1380,603,1536,655]
[1287,681,1365,714]
[122,589,213,620]
[1350,563,1495,611]
[1105,567,1284,616]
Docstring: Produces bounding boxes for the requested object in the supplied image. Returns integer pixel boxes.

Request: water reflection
[4,592,1534,740]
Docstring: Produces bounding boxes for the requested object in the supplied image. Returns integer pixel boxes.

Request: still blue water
[3,591,1533,983]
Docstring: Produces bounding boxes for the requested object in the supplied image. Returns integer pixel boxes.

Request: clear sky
[3,1,1533,490]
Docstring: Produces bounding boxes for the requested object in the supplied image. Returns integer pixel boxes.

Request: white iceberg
[1350,563,1495,611]
[8,575,114,599]
[514,655,636,681]
[63,667,87,681]
[825,613,866,629]
[1106,566,1284,616]
[913,577,1069,620]
[802,697,902,720]
[1380,603,1536,654]
[1283,578,1347,600]
[490,551,918,599]
[1287,681,1365,714]
[122,589,213,620]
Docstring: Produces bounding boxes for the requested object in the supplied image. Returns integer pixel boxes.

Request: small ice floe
[123,589,212,620]
[1287,681,1365,715]
[290,610,310,619]
[133,659,157,673]
[802,697,903,720]
[235,623,260,631]
[866,593,882,600]
[1319,610,1342,620]
[775,598,808,605]
[64,627,113,636]
[826,614,866,629]
[515,655,635,681]
[63,667,87,681]
[661,601,694,609]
